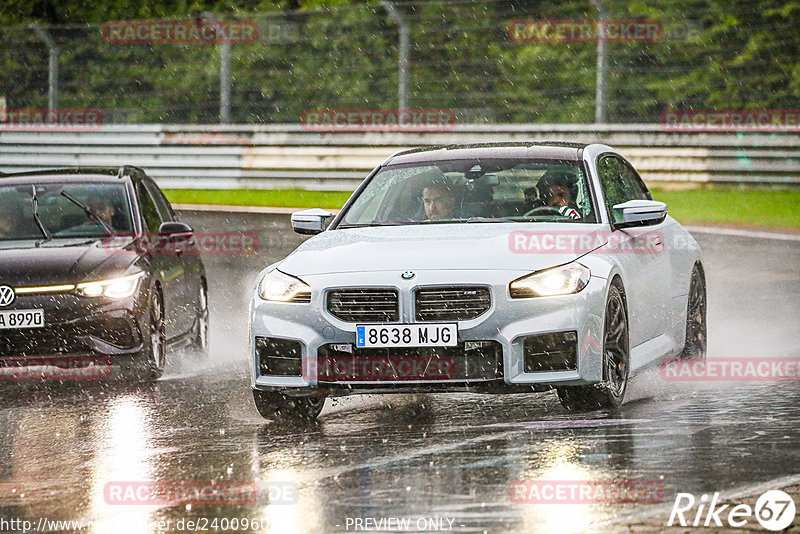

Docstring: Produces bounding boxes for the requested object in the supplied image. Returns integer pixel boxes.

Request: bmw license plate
[356,324,457,348]
[0,309,45,329]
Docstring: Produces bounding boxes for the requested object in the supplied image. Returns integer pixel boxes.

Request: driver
[523,186,544,211]
[421,179,459,221]
[67,196,117,234]
[537,171,581,220]
[87,197,116,225]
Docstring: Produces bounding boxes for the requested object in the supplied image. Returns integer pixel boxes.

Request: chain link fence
[0,0,797,125]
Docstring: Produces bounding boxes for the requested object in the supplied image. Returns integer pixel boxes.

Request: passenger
[0,202,24,238]
[537,171,581,219]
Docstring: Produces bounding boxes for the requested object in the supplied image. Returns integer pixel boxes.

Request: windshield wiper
[60,191,117,235]
[31,185,52,245]
[337,221,417,229]
[465,217,512,223]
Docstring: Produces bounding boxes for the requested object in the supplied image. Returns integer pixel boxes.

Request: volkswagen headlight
[76,272,144,298]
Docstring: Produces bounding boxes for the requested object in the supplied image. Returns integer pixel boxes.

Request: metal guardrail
[1,125,799,189]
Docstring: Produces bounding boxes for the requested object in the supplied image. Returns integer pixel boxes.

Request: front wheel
[121,287,166,381]
[557,282,630,412]
[678,264,706,361]
[252,390,325,420]
[190,281,210,358]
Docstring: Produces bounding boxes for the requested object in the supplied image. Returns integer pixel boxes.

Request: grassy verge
[163,189,352,209]
[650,187,800,229]
[164,187,800,229]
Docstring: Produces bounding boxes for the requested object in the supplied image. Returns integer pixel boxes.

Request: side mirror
[612,200,668,229]
[291,208,331,235]
[158,221,194,236]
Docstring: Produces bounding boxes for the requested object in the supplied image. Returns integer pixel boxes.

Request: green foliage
[163,188,352,207]
[651,186,800,228]
[0,0,798,123]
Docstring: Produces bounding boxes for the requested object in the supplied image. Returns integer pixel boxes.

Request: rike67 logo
[668,490,796,531]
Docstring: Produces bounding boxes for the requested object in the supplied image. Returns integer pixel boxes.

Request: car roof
[0,166,149,186]
[385,142,588,166]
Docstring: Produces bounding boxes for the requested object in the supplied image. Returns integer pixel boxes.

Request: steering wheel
[523,205,564,217]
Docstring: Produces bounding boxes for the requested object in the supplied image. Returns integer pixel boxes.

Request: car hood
[0,237,142,286]
[279,223,609,277]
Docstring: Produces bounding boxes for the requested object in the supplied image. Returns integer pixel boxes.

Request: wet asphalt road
[1,212,799,534]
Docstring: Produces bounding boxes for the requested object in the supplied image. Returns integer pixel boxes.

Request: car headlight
[76,272,144,298]
[258,269,311,302]
[509,262,590,298]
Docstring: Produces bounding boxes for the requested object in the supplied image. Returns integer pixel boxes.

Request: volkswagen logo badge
[401,271,415,280]
[0,285,15,307]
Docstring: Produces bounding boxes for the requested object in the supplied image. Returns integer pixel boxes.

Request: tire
[678,264,707,361]
[252,390,325,420]
[557,282,630,412]
[122,287,166,381]
[190,281,210,358]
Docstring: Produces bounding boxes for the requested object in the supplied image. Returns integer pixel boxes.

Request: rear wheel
[678,264,707,361]
[557,282,630,411]
[252,390,325,420]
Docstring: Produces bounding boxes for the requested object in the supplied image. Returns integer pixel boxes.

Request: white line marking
[304,428,528,482]
[484,418,651,430]
[295,419,651,486]
[686,225,800,242]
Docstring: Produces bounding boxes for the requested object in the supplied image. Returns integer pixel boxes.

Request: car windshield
[0,182,134,241]
[337,158,596,227]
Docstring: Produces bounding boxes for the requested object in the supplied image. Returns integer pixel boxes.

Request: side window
[144,181,175,222]
[598,155,651,223]
[136,182,164,233]
[621,160,652,201]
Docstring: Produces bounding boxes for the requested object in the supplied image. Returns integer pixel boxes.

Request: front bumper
[250,270,608,396]
[0,292,146,359]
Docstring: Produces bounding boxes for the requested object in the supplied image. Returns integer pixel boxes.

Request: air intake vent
[327,289,399,322]
[415,286,491,321]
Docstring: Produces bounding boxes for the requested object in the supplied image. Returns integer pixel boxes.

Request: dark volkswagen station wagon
[0,166,209,380]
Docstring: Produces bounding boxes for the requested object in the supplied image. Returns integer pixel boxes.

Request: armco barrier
[1,124,799,189]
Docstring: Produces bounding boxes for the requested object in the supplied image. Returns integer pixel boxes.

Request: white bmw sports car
[250,143,706,419]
